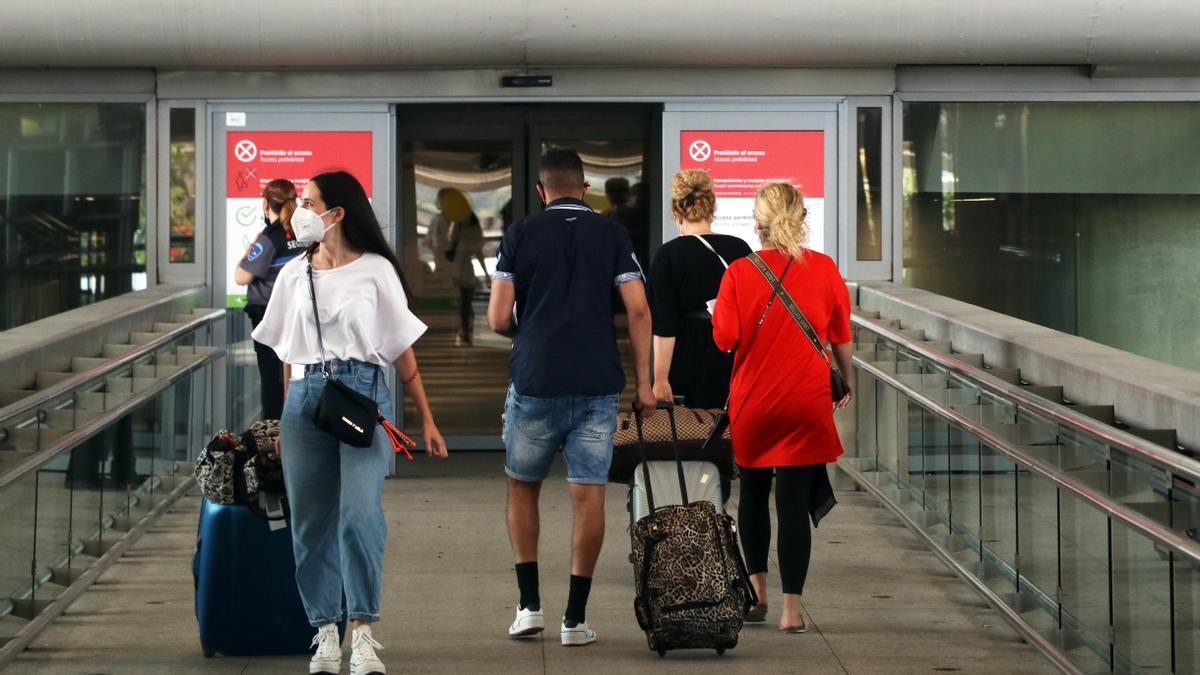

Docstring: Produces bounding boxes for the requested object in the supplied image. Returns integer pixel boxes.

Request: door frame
[207,103,393,437]
[394,104,661,449]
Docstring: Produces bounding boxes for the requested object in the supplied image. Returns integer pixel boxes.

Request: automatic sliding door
[398,125,524,443]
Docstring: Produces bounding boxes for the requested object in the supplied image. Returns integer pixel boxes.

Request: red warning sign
[680,131,823,198]
[226,131,373,198]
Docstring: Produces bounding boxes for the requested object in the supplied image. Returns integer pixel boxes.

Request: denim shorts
[503,385,619,485]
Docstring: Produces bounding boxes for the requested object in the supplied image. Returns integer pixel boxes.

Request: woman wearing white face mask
[252,171,448,675]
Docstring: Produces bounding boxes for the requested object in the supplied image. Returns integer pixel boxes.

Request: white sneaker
[508,606,545,638]
[560,619,597,646]
[349,625,385,675]
[309,623,342,674]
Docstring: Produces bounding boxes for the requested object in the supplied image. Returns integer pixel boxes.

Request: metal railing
[0,308,225,667]
[843,312,1200,675]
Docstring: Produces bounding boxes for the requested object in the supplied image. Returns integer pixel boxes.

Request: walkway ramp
[6,455,1052,674]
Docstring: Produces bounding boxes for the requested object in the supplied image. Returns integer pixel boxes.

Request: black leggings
[246,305,284,420]
[738,464,820,595]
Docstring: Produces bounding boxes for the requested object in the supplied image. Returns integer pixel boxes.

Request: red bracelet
[402,368,420,385]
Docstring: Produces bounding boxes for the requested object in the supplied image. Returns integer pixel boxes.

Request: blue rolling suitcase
[194,498,343,657]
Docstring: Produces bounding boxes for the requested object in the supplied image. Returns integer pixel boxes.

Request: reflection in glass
[902,101,1200,372]
[856,107,883,261]
[0,103,147,330]
[400,139,515,438]
[168,108,196,263]
[403,140,513,299]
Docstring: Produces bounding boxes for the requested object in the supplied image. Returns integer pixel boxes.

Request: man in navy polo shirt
[488,148,654,647]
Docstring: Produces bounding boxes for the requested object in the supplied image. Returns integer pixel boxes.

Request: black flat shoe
[745,604,768,623]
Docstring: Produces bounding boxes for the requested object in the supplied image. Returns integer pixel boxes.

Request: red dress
[711,249,852,468]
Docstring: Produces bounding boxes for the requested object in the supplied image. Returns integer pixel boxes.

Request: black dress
[649,234,753,408]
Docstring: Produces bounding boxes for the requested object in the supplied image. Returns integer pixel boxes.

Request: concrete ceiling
[0,1,1196,69]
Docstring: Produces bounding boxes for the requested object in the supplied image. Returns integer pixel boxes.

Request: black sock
[563,575,592,627]
[515,562,540,611]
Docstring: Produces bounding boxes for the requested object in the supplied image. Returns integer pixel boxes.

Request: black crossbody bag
[305,261,382,448]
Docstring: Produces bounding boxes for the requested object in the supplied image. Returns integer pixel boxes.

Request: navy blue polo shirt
[494,197,644,397]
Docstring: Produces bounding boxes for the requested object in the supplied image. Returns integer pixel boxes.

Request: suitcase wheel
[203,649,216,658]
[657,648,667,658]
[716,648,726,656]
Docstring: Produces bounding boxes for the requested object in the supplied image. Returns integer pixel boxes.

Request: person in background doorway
[252,171,448,675]
[649,170,751,501]
[446,211,485,346]
[711,182,852,634]
[235,178,301,420]
[603,177,632,225]
[488,148,655,647]
[425,187,454,273]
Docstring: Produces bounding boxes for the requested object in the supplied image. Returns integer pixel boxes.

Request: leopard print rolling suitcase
[628,405,757,657]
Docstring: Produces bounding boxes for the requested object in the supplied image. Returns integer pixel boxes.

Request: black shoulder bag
[745,253,850,402]
[305,261,418,457]
[701,255,794,451]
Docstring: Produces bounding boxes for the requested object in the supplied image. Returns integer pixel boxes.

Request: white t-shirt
[251,252,427,375]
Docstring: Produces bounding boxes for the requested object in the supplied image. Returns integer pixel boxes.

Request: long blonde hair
[752,183,807,257]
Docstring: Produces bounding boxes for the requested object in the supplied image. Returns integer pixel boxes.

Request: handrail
[851,313,1200,485]
[852,346,1200,566]
[0,344,223,490]
[0,308,225,425]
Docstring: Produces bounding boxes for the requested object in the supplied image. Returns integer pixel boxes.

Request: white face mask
[292,206,336,243]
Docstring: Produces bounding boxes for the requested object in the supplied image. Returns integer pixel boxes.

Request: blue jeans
[503,385,619,485]
[281,360,392,626]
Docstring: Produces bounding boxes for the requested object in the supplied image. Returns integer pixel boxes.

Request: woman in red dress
[711,183,853,634]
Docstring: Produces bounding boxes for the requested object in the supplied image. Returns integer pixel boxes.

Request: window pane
[902,101,1200,371]
[0,103,147,331]
[168,108,196,264]
[856,107,883,261]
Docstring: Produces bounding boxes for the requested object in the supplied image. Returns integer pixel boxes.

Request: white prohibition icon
[688,140,712,162]
[234,140,258,162]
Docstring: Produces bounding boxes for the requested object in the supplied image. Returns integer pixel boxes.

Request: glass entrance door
[397,106,659,448]
[398,122,524,442]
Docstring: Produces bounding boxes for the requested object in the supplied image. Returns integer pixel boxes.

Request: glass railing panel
[947,424,983,556]
[901,395,925,505]
[852,365,878,470]
[67,440,104,578]
[0,471,37,617]
[1016,469,1060,637]
[919,407,952,519]
[1109,450,1172,530]
[33,453,72,594]
[1111,518,1173,673]
[979,443,1019,596]
[896,349,923,375]
[1173,480,1200,673]
[873,375,905,486]
[1058,490,1113,670]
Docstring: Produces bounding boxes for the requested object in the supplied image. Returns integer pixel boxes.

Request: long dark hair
[308,171,414,303]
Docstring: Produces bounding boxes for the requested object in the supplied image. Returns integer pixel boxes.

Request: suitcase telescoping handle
[633,401,690,516]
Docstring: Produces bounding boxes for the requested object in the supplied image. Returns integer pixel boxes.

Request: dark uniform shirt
[494,197,644,396]
[239,221,304,307]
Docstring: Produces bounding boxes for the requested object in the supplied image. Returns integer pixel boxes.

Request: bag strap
[714,254,794,412]
[634,410,656,514]
[689,234,729,269]
[745,253,839,374]
[661,403,689,504]
[305,259,330,379]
